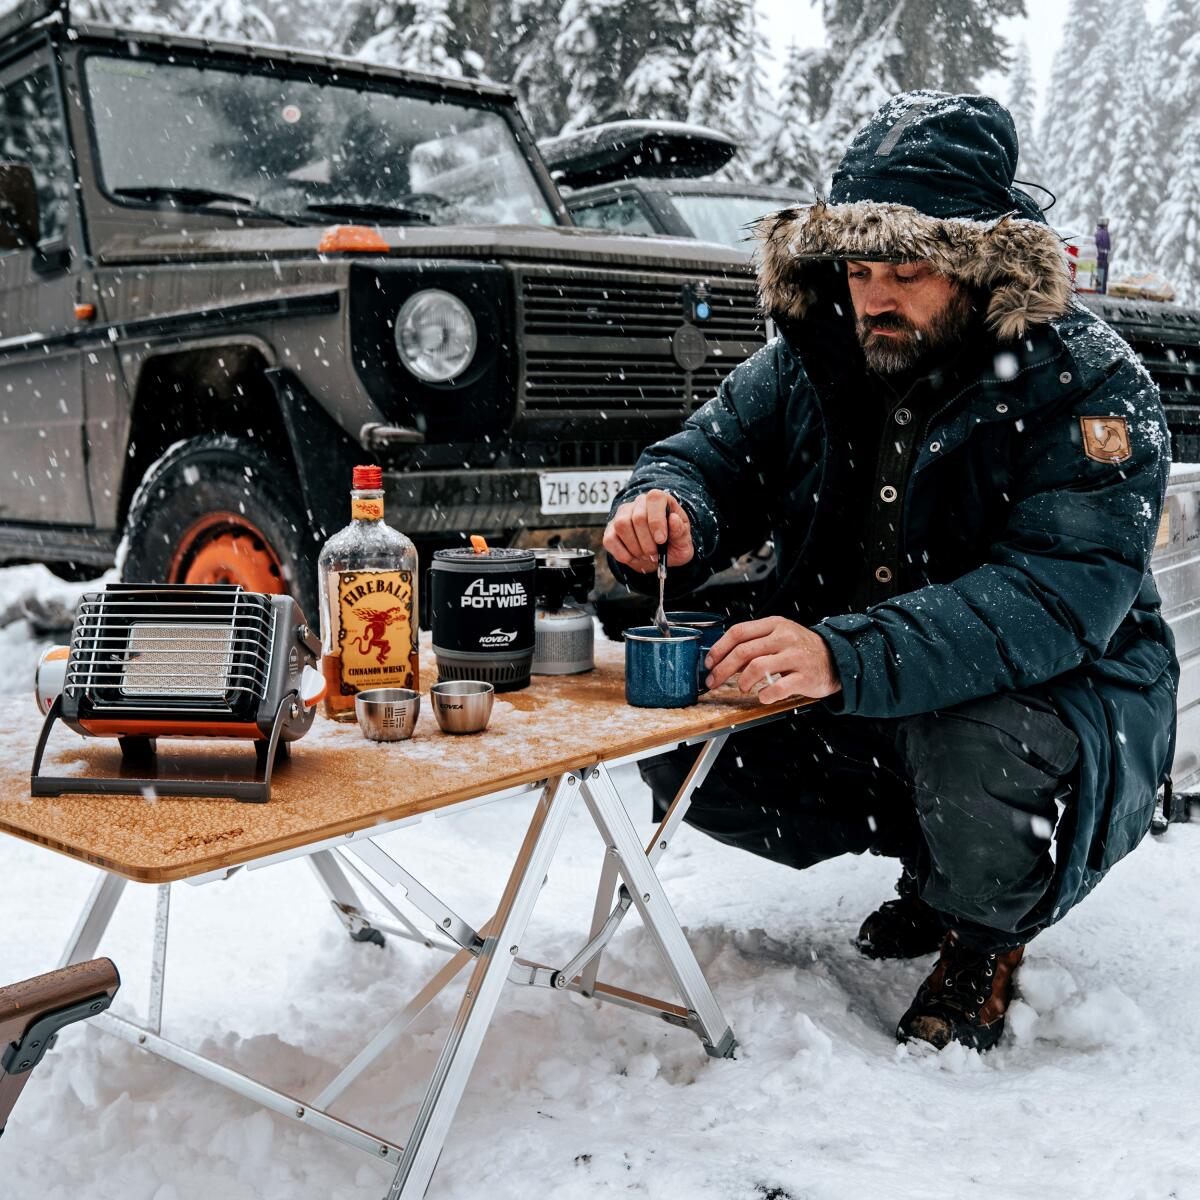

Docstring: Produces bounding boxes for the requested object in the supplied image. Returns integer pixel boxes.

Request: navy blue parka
[610,94,1178,918]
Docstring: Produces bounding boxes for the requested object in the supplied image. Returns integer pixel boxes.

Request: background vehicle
[541,120,798,251]
[0,2,766,626]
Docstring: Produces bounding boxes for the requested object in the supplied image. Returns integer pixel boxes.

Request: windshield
[84,54,556,227]
[667,192,793,249]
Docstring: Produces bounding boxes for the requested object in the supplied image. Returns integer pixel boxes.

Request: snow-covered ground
[1,565,1197,1199]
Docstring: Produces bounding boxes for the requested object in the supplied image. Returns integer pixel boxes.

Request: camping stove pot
[531,548,595,675]
[429,548,536,692]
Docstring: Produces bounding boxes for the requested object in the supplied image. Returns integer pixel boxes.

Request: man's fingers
[666,511,694,566]
[705,634,785,690]
[629,494,660,561]
[645,490,671,545]
[604,512,637,566]
[706,618,786,670]
[605,490,692,572]
[605,509,653,571]
[757,672,811,705]
[737,651,792,694]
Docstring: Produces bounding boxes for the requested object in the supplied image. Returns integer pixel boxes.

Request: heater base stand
[30,693,297,803]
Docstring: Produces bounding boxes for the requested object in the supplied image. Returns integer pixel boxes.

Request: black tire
[119,435,319,623]
[45,561,104,583]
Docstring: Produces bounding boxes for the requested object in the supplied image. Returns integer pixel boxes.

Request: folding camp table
[0,643,811,1198]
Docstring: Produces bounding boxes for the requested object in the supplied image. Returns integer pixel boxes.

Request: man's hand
[705,616,841,704]
[603,488,694,574]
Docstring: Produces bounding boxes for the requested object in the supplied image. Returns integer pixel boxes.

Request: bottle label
[351,497,383,521]
[335,570,416,692]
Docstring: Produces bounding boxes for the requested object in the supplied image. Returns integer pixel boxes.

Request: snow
[0,563,1198,1197]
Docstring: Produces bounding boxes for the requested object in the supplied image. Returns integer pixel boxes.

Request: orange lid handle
[470,535,489,555]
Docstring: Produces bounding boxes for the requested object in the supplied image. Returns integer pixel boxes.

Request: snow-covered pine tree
[814,4,903,180]
[1150,0,1200,204]
[1040,0,1113,235]
[73,0,177,29]
[728,0,770,170]
[622,0,691,123]
[687,0,744,133]
[358,0,466,76]
[1106,0,1157,277]
[1005,41,1043,187]
[808,0,1025,119]
[502,0,571,135]
[1153,16,1200,303]
[554,0,629,130]
[891,0,1025,91]
[753,39,821,196]
[180,0,277,42]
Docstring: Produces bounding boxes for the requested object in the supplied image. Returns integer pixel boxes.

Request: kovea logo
[461,578,528,609]
[479,628,518,647]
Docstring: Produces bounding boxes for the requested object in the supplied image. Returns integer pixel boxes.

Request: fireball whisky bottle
[318,465,419,721]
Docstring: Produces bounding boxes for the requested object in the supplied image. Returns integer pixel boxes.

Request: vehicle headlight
[394,290,477,383]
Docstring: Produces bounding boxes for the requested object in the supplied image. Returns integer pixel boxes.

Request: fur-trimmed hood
[754,200,1074,343]
[754,92,1074,342]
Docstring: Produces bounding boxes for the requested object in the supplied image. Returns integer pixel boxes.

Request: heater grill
[64,588,275,713]
[32,583,323,803]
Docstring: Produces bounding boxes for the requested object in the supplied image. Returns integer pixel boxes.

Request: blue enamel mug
[623,625,703,708]
[665,610,724,686]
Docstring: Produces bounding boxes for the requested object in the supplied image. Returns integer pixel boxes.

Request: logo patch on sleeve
[1080,416,1132,464]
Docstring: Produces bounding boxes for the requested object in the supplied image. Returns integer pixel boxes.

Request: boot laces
[938,946,996,1020]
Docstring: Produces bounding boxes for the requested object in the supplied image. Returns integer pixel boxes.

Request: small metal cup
[355,688,420,742]
[430,680,495,734]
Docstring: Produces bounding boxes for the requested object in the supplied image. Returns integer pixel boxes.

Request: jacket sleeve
[608,338,795,596]
[814,357,1171,718]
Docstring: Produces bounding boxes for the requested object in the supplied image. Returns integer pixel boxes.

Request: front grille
[518,265,764,415]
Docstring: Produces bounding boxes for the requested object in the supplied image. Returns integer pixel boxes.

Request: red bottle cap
[352,464,383,490]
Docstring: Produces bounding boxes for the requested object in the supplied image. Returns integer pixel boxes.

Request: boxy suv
[0,2,766,620]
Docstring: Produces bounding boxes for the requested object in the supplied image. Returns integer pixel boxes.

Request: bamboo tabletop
[0,640,813,884]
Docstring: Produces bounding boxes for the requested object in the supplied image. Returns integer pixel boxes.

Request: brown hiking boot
[897,932,1024,1051]
[855,868,944,960]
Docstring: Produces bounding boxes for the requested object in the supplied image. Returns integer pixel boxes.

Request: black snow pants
[640,689,1082,951]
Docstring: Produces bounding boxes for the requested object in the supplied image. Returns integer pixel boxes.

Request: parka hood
[753,92,1073,342]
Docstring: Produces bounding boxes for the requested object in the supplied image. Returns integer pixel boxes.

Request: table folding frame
[52,713,786,1199]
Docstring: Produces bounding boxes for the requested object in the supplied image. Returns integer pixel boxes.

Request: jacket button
[894,407,912,425]
[875,565,893,583]
[1060,371,1073,384]
[880,485,898,502]
[995,402,1009,414]
[929,440,942,453]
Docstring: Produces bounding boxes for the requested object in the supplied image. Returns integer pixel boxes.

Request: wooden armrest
[0,958,121,1137]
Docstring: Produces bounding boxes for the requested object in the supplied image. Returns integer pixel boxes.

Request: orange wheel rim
[169,511,285,594]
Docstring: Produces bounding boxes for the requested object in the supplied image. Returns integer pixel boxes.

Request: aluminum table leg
[581,764,734,1058]
[58,871,127,968]
[148,883,170,1036]
[385,772,581,1200]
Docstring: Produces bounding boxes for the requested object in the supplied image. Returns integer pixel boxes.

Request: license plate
[538,469,632,514]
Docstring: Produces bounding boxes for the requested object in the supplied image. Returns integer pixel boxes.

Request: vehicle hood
[96,222,751,273]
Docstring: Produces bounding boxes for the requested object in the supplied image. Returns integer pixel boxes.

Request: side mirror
[0,162,39,252]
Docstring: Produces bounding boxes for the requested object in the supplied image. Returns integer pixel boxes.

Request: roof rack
[0,0,65,46]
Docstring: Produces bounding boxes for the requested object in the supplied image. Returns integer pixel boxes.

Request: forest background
[78,0,1200,303]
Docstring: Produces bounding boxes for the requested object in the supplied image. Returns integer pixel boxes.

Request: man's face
[845,260,975,373]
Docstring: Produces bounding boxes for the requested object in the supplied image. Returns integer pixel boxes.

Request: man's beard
[856,287,977,374]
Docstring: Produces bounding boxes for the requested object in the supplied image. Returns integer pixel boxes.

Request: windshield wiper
[113,186,306,227]
[303,200,435,226]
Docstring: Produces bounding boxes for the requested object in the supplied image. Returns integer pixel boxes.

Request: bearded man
[603,93,1177,1051]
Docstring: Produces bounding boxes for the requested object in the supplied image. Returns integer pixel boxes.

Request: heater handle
[29,694,63,795]
[257,690,299,799]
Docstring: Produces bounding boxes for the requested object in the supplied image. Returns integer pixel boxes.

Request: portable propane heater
[31,584,325,803]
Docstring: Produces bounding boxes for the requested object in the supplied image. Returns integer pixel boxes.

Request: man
[604,92,1177,1052]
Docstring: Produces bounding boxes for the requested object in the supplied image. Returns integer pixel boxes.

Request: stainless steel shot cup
[430,680,495,734]
[355,688,420,741]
